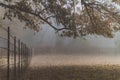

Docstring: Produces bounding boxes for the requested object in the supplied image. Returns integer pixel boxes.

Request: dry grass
[22,65,120,80]
[0,68,7,80]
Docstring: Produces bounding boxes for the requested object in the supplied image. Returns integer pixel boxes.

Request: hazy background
[1,6,120,66]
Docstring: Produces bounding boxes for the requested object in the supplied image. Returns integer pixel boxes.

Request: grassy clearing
[0,68,7,80]
[22,65,120,80]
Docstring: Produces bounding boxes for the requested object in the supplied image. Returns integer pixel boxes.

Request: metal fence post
[0,26,32,80]
[23,44,25,70]
[18,40,21,80]
[14,36,16,80]
[25,44,27,68]
[21,42,23,73]
[27,48,28,66]
[7,27,10,80]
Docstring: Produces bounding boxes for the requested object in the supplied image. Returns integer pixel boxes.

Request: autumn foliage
[0,0,120,38]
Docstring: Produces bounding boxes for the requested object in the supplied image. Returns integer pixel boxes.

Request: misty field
[22,65,120,80]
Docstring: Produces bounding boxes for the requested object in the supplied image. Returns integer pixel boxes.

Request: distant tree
[0,0,120,38]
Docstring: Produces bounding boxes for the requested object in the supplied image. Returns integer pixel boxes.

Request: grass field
[22,65,120,80]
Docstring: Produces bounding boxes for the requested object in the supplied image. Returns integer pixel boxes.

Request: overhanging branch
[0,2,69,31]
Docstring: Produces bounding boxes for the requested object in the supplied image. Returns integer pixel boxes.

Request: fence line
[0,26,32,80]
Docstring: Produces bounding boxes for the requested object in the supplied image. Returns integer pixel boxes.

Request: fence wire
[0,26,32,80]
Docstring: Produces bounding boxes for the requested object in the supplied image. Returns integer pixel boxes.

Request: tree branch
[0,2,68,31]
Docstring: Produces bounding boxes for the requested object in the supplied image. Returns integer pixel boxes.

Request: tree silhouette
[0,0,120,38]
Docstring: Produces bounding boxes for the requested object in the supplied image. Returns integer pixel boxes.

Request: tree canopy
[0,0,120,38]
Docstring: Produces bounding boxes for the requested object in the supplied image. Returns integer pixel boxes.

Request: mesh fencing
[0,26,32,80]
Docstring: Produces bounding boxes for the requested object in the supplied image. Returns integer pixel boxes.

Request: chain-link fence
[0,26,32,80]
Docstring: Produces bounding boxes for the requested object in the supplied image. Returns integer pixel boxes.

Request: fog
[5,20,120,66]
[3,19,120,56]
[30,54,120,67]
[1,6,120,66]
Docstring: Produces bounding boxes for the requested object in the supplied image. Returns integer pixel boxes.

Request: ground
[22,65,120,80]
